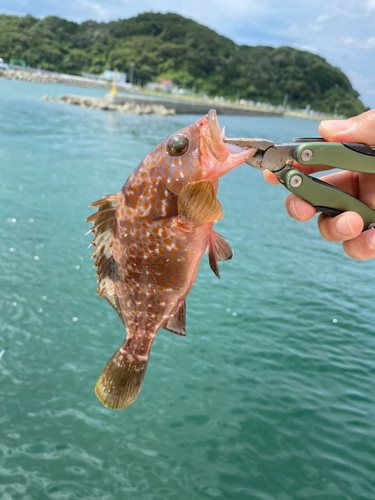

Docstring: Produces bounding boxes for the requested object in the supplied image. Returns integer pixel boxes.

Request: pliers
[224,137,375,230]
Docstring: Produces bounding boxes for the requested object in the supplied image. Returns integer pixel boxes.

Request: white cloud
[291,44,318,54]
[343,36,375,49]
[71,0,110,21]
[316,14,331,21]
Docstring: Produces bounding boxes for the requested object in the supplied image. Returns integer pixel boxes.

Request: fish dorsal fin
[163,301,186,336]
[87,194,123,324]
[208,231,233,279]
[177,180,223,229]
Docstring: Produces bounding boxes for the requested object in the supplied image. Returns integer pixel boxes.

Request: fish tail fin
[95,348,148,409]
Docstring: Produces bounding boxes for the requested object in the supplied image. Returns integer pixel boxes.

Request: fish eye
[166,136,189,156]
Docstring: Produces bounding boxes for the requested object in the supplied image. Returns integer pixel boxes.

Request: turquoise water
[1,79,375,500]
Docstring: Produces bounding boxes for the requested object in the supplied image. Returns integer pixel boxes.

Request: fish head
[153,110,256,193]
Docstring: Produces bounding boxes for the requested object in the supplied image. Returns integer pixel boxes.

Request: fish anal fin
[208,231,233,279]
[177,180,223,229]
[88,194,122,320]
[95,345,148,409]
[163,301,186,336]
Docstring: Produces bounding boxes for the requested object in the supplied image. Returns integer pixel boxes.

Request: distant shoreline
[0,69,330,121]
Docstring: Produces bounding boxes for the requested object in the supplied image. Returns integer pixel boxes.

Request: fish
[87,109,256,409]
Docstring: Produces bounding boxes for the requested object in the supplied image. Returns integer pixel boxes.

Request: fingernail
[288,197,300,220]
[320,119,351,132]
[367,230,375,249]
[336,214,355,235]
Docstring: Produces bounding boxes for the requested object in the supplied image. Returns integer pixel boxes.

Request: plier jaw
[224,138,296,176]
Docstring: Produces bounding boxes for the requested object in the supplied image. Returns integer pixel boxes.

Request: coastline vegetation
[0,12,367,117]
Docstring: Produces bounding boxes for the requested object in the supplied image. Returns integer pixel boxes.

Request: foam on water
[1,79,375,500]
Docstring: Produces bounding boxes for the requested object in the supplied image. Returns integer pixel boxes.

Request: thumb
[318,109,375,146]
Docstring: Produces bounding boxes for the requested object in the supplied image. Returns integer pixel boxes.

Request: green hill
[0,12,366,116]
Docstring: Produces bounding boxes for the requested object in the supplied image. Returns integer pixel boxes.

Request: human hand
[264,109,375,260]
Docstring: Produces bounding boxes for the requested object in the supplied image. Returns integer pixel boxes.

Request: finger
[285,193,317,221]
[358,172,375,209]
[292,163,334,176]
[264,164,333,182]
[314,170,360,198]
[318,212,364,242]
[314,171,375,209]
[263,170,280,185]
[319,109,375,145]
[343,230,375,260]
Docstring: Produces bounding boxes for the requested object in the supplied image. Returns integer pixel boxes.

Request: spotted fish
[87,109,255,409]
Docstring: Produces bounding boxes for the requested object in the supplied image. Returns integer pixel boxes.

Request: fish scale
[88,109,256,409]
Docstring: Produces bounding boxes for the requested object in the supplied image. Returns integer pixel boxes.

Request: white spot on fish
[72,317,78,322]
[34,256,39,261]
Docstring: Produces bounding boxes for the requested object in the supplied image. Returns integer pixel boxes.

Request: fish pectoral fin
[208,231,233,279]
[95,345,148,410]
[163,301,186,336]
[177,180,223,228]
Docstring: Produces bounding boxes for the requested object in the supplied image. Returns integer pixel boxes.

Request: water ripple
[0,79,374,499]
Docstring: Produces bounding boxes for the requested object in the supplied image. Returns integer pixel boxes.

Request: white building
[0,58,9,70]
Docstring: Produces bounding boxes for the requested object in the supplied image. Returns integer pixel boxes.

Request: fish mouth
[199,109,256,179]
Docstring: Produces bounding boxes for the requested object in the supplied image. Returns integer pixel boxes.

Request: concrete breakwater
[45,95,176,115]
[107,94,282,117]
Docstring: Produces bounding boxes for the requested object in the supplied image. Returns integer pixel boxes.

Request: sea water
[1,79,375,500]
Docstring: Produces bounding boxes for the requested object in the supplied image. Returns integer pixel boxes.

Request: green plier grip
[295,142,375,174]
[283,169,375,230]
[282,141,375,230]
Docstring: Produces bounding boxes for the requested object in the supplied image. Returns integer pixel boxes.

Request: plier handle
[225,137,375,230]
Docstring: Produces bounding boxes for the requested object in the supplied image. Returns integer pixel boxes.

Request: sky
[2,0,375,108]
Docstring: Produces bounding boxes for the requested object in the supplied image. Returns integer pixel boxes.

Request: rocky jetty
[43,94,176,116]
[0,69,128,90]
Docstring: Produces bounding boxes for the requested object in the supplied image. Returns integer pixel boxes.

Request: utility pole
[236,87,240,102]
[283,94,288,110]
[334,102,339,116]
[129,62,135,85]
